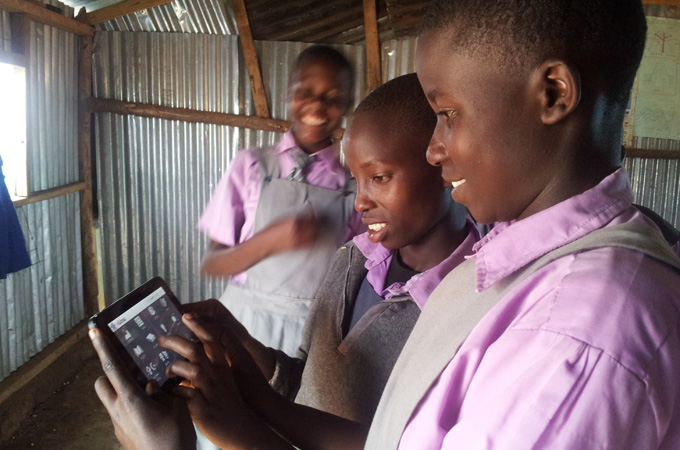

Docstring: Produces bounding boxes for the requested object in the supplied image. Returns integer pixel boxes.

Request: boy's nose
[426,137,447,167]
[354,189,373,213]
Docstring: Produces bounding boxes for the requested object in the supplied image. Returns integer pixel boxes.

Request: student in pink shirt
[363,0,680,449]
[88,73,479,450]
[197,45,363,357]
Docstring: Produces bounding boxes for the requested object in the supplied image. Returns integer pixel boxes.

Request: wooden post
[232,0,271,118]
[363,0,382,92]
[78,34,99,316]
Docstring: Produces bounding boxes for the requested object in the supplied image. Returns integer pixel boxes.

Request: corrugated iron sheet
[1,10,9,52]
[0,1,82,382]
[381,36,417,80]
[95,0,237,35]
[0,195,83,380]
[93,32,243,303]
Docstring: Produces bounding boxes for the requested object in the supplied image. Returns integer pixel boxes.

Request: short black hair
[421,0,647,103]
[292,45,355,97]
[352,73,435,145]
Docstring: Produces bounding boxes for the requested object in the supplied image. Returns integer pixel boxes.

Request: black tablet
[89,277,195,392]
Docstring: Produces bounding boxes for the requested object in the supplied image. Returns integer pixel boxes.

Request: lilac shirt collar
[472,168,633,292]
[273,130,344,176]
[353,217,481,310]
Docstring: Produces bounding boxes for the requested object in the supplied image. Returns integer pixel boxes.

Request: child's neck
[398,208,468,273]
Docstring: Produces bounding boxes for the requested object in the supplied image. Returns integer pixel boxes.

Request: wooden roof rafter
[0,0,94,36]
[80,0,175,25]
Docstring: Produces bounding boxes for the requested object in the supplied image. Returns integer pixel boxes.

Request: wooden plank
[626,148,680,159]
[363,0,382,92]
[0,322,88,407]
[78,35,99,318]
[0,0,94,36]
[88,97,345,141]
[0,48,27,67]
[82,0,174,25]
[642,0,680,6]
[232,0,271,119]
[13,181,86,208]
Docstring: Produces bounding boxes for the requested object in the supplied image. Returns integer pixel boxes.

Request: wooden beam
[79,35,99,318]
[232,0,271,119]
[13,181,86,208]
[0,321,88,408]
[0,0,94,36]
[626,148,680,159]
[363,0,382,92]
[88,97,345,141]
[82,0,174,25]
[642,0,680,6]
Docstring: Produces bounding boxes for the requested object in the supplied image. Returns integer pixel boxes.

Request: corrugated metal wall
[0,2,83,382]
[95,0,237,35]
[1,10,9,52]
[93,33,370,305]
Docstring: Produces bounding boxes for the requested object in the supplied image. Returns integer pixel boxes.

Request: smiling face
[343,114,452,253]
[288,59,352,154]
[417,31,567,224]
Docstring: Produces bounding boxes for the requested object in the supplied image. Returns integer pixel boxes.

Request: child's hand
[161,317,285,449]
[182,314,278,414]
[181,302,276,379]
[267,213,321,253]
[182,299,251,345]
[89,328,196,450]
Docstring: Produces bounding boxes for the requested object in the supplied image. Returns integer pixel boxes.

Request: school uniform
[198,131,363,355]
[269,219,480,424]
[364,168,680,450]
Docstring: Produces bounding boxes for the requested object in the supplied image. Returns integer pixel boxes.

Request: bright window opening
[0,61,28,199]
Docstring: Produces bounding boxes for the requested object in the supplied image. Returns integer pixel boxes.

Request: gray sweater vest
[270,242,421,424]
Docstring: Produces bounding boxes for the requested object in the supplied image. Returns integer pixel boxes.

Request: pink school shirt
[398,168,680,450]
[197,131,364,285]
[353,217,480,308]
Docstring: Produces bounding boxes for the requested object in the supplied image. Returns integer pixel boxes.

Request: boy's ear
[537,60,581,125]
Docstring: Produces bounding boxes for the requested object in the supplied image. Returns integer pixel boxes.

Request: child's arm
[201,213,320,277]
[89,328,197,450]
[161,333,294,450]
[176,314,368,450]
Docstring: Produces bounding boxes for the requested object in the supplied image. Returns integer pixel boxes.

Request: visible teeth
[451,179,466,188]
[368,223,386,231]
[302,116,326,126]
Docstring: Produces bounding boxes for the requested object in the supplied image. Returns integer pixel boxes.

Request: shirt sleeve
[438,329,668,450]
[197,149,260,247]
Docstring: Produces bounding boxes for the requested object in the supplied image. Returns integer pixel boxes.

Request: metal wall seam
[1,9,9,52]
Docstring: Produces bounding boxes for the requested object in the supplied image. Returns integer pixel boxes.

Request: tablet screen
[107,286,192,387]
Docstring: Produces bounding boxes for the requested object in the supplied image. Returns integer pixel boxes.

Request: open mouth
[301,115,327,126]
[451,179,466,189]
[367,222,388,243]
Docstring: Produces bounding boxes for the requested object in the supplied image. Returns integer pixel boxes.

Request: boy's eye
[437,109,457,120]
[373,175,390,182]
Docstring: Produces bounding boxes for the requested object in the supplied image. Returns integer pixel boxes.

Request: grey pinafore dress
[218,146,357,355]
